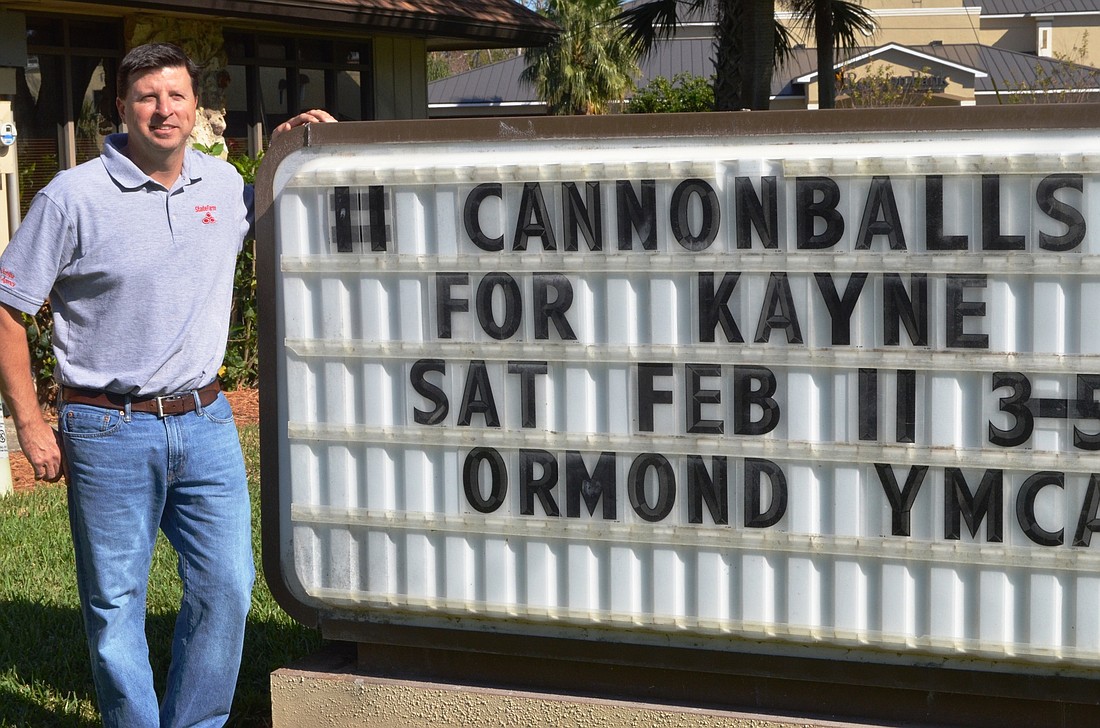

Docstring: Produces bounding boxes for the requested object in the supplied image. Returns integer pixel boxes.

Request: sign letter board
[257,109,1100,679]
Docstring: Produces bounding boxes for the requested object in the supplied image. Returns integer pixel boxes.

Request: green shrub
[22,306,57,410]
[220,151,263,390]
[627,73,715,113]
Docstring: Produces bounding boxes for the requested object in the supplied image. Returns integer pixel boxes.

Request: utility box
[257,107,1100,726]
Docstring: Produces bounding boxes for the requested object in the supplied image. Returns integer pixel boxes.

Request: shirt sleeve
[0,191,77,315]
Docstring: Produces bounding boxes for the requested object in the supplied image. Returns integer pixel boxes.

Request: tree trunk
[740,0,777,110]
[815,0,836,109]
[713,0,743,110]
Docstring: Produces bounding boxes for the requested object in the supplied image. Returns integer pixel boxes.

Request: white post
[0,403,12,496]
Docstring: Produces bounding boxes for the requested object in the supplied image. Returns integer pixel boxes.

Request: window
[15,14,121,212]
[224,32,372,155]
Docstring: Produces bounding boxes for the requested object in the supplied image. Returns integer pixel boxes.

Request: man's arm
[0,303,62,482]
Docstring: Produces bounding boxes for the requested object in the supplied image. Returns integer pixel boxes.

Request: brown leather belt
[62,381,222,417]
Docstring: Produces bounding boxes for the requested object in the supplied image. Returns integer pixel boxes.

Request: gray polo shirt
[0,134,252,396]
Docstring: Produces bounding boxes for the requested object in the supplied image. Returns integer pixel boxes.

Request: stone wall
[125,15,229,157]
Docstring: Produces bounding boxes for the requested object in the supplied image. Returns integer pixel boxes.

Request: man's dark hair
[117,42,200,99]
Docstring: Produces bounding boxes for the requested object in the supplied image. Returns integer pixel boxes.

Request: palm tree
[521,0,639,115]
[618,0,779,110]
[618,0,873,111]
[787,0,875,108]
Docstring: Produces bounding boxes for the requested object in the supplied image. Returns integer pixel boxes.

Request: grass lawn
[0,424,324,727]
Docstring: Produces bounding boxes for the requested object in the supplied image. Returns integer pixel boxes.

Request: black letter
[687,455,728,524]
[875,463,928,537]
[982,175,1024,250]
[1016,471,1064,546]
[883,273,928,346]
[946,274,988,349]
[617,180,657,250]
[513,182,557,250]
[734,366,780,435]
[464,183,504,251]
[925,175,967,251]
[745,458,787,528]
[410,359,448,425]
[457,361,500,427]
[1074,374,1100,450]
[637,363,674,432]
[508,361,547,429]
[436,273,469,339]
[896,369,916,444]
[463,447,507,513]
[1037,174,1085,252]
[989,372,1033,448]
[755,273,804,344]
[735,176,778,249]
[334,186,353,252]
[366,185,388,251]
[533,273,577,340]
[859,369,878,441]
[855,176,906,250]
[814,272,868,345]
[563,181,603,251]
[796,177,844,249]
[687,363,723,434]
[944,468,1003,542]
[520,449,559,516]
[698,272,743,343]
[1073,474,1100,547]
[628,453,675,522]
[566,451,617,519]
[476,273,522,340]
[670,178,720,251]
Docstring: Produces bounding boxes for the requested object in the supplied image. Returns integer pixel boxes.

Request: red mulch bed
[4,388,259,493]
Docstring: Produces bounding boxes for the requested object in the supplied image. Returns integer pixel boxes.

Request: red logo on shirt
[196,204,217,224]
[0,267,14,288]
[202,211,217,225]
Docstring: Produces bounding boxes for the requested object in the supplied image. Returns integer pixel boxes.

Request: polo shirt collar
[101,133,202,191]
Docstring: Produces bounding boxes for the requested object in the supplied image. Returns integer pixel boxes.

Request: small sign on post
[0,402,12,496]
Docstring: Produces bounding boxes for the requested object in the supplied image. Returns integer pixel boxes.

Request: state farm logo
[195,204,217,225]
[0,267,14,288]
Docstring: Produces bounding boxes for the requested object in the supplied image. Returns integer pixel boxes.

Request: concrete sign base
[270,645,831,728]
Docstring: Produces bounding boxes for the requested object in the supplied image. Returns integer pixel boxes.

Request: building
[0,0,557,239]
[427,0,1100,115]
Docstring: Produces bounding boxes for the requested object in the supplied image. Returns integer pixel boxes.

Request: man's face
[116,65,197,164]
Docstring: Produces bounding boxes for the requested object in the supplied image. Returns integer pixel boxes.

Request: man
[0,43,334,727]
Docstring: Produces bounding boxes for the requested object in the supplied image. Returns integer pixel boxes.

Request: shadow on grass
[0,598,322,728]
[0,598,96,727]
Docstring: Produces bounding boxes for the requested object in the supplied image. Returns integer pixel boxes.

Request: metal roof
[429,38,1100,110]
[827,43,1100,95]
[47,0,559,48]
[623,0,1100,22]
[618,0,716,25]
[965,0,1100,15]
[429,36,716,110]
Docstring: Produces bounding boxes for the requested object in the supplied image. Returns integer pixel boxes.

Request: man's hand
[0,303,64,482]
[271,109,337,138]
[17,416,63,483]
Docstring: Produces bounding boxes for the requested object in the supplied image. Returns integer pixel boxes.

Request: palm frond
[831,0,876,52]
[616,0,710,55]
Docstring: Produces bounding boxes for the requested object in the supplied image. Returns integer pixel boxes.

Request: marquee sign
[257,109,1100,675]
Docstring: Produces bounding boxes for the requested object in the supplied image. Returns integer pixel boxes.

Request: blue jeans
[61,392,254,728]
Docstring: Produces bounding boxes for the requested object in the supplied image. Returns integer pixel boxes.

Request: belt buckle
[154,393,185,418]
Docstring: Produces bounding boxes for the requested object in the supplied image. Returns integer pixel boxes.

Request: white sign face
[267,121,1100,671]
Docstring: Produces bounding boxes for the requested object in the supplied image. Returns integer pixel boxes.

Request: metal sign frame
[257,105,1100,725]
